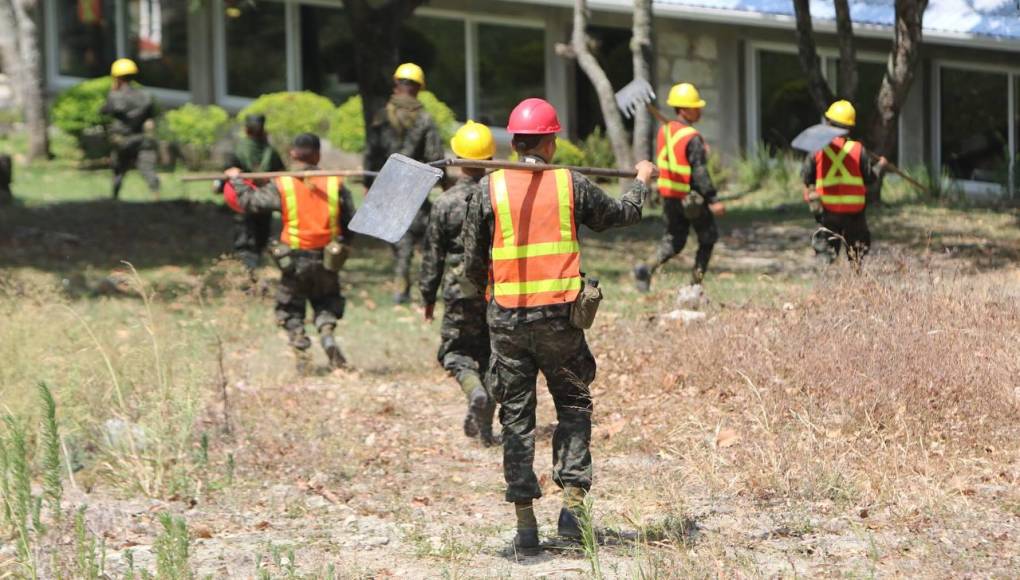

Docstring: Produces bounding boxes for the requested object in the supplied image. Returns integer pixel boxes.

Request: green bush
[162,104,230,170]
[552,138,587,166]
[328,91,458,153]
[50,77,114,138]
[238,92,334,152]
[580,127,615,168]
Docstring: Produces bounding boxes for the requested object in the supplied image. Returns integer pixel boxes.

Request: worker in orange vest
[802,100,887,264]
[460,98,656,550]
[226,134,356,373]
[634,82,724,294]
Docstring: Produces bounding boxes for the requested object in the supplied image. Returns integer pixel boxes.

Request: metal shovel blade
[791,124,848,155]
[615,78,657,119]
[348,154,443,244]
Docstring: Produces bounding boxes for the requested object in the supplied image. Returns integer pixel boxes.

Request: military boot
[513,502,540,552]
[459,373,486,439]
[557,486,586,540]
[321,334,347,370]
[633,264,652,293]
[478,399,501,447]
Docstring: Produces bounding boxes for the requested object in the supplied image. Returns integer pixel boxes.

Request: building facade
[40,0,1020,195]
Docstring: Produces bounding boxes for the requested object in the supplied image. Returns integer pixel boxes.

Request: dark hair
[244,114,267,130]
[395,79,421,90]
[292,133,321,152]
[511,133,552,156]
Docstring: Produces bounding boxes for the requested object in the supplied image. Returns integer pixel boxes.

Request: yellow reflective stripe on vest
[817,141,864,187]
[820,194,866,205]
[657,177,691,193]
[279,177,301,249]
[491,171,516,247]
[556,169,572,241]
[493,277,583,297]
[657,125,697,168]
[492,240,580,261]
[326,176,340,238]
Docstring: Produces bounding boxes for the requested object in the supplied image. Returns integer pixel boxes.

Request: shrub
[162,104,230,169]
[238,92,334,152]
[580,127,615,168]
[552,138,587,166]
[328,91,458,153]
[50,77,114,138]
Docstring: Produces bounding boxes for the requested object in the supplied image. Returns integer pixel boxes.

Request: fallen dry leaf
[715,428,741,448]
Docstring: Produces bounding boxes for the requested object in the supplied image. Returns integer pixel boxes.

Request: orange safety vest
[78,0,102,24]
[656,121,699,199]
[275,176,343,250]
[814,138,866,214]
[488,168,582,308]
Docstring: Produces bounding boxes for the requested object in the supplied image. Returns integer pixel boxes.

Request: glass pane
[837,60,898,162]
[477,23,544,127]
[126,0,189,91]
[224,2,287,98]
[758,50,817,151]
[54,0,118,78]
[400,16,466,119]
[300,5,357,104]
[575,26,632,138]
[940,67,1009,183]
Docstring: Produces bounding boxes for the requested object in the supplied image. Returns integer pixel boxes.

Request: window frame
[44,0,193,105]
[212,0,296,109]
[932,59,1019,198]
[744,41,904,162]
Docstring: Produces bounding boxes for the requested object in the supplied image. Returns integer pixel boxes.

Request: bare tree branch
[0,0,48,160]
[792,0,835,113]
[834,0,858,100]
[630,0,654,162]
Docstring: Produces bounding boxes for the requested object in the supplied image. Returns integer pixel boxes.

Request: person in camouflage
[101,59,160,200]
[216,114,286,272]
[420,122,499,447]
[460,99,655,549]
[227,134,355,373]
[364,63,445,304]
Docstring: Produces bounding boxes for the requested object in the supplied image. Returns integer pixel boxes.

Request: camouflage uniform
[231,169,356,352]
[647,133,718,283]
[420,175,496,441]
[224,137,286,270]
[801,148,882,262]
[365,94,445,300]
[461,156,649,502]
[101,84,160,198]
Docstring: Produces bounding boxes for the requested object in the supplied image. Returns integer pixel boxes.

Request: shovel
[349,154,654,243]
[792,124,929,194]
[614,78,671,124]
[180,169,378,182]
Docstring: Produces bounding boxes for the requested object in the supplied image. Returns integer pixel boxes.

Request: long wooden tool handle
[646,102,672,125]
[180,169,378,182]
[436,159,647,179]
[865,152,929,194]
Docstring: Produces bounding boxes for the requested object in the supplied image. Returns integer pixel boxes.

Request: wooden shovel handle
[646,102,672,125]
[865,152,929,194]
[180,169,378,182]
[435,159,651,179]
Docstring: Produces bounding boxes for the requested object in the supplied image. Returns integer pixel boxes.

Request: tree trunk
[867,0,928,157]
[0,0,23,107]
[11,0,48,160]
[834,0,858,100]
[343,0,426,136]
[792,0,835,114]
[630,0,654,162]
[556,0,634,169]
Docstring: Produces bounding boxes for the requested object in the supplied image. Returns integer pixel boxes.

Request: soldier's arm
[802,156,817,201]
[340,185,356,244]
[686,136,717,202]
[574,172,647,232]
[459,182,493,299]
[859,146,885,188]
[268,149,286,172]
[231,178,281,214]
[419,202,448,305]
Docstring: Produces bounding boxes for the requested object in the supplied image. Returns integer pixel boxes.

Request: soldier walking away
[420,121,500,447]
[102,58,161,200]
[802,100,887,265]
[227,134,356,374]
[633,83,725,294]
[216,114,286,273]
[365,63,445,304]
[461,98,655,550]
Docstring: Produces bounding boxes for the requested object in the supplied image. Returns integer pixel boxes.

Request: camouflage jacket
[420,175,482,305]
[228,137,286,173]
[461,155,649,328]
[364,94,445,173]
[685,133,717,202]
[230,166,357,244]
[101,85,156,137]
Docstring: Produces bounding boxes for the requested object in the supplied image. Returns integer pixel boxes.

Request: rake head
[615,78,657,119]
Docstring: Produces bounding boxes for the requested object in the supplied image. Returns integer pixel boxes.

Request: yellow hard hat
[110,58,139,78]
[824,100,856,127]
[666,82,706,108]
[393,63,425,87]
[450,121,496,160]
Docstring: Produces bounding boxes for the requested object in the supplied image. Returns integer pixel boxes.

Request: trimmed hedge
[329,91,458,153]
[237,92,335,152]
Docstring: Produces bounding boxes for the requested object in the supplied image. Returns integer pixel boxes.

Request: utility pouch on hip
[682,191,705,220]
[269,241,295,273]
[323,240,350,272]
[570,277,603,330]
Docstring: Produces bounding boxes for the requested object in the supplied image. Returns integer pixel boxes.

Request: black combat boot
[289,331,312,375]
[320,327,347,370]
[513,502,540,552]
[558,486,586,540]
[478,399,501,447]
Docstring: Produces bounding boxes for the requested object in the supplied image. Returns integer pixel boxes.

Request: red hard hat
[506,98,561,134]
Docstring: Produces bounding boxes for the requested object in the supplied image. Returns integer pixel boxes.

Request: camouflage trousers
[438,298,490,396]
[111,136,160,196]
[648,197,718,282]
[391,202,431,295]
[813,211,871,264]
[276,252,346,347]
[233,211,273,271]
[487,317,596,502]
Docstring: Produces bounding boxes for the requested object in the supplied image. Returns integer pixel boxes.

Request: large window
[224,1,287,98]
[299,4,356,104]
[758,50,816,151]
[127,0,189,91]
[402,16,467,119]
[835,60,898,162]
[54,0,118,78]
[940,67,1010,183]
[476,23,544,126]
